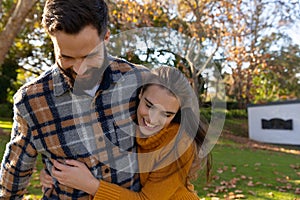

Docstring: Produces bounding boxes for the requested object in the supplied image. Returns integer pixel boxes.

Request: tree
[0,0,39,66]
[0,0,51,117]
[1,0,299,110]
[108,0,214,103]
[251,33,300,103]
[175,0,300,108]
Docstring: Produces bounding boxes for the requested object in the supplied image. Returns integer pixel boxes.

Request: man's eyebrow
[60,54,73,59]
[60,49,100,59]
[85,50,99,58]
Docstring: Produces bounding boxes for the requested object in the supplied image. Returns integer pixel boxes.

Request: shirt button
[98,136,103,142]
[104,168,110,173]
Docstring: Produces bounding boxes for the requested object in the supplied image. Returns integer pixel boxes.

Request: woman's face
[137,85,180,137]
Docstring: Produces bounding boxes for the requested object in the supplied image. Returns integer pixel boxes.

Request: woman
[41,66,211,199]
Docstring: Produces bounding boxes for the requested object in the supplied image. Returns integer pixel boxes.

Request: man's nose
[73,59,87,75]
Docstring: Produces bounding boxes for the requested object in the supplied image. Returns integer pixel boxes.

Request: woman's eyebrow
[144,97,153,106]
[165,110,176,115]
[145,97,176,115]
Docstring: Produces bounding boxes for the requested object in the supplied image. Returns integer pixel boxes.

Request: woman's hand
[40,169,54,192]
[52,160,100,196]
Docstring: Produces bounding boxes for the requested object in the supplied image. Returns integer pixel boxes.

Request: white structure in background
[247,100,300,145]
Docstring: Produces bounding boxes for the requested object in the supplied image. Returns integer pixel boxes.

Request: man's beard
[62,48,109,94]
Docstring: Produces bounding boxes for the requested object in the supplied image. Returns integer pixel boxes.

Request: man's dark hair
[42,0,109,37]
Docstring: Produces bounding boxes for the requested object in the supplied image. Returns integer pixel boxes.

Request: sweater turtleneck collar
[136,123,180,150]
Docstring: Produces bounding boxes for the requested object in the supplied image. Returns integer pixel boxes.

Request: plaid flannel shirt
[0,57,148,199]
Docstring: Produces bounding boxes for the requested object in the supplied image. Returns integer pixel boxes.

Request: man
[0,0,147,199]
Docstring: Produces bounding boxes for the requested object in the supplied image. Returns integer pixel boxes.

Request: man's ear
[104,29,110,44]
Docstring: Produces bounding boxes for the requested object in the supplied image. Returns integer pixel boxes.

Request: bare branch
[196,46,218,77]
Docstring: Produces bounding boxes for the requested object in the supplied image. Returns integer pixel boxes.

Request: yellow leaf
[15,41,23,49]
[34,22,40,29]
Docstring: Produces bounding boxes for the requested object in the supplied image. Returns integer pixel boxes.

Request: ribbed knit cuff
[172,191,200,200]
[93,180,121,200]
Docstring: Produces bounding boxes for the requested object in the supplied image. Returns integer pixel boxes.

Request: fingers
[40,169,54,188]
[52,160,78,181]
[52,160,67,181]
[65,159,83,167]
[53,160,67,171]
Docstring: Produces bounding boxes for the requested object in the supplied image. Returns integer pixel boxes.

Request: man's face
[50,25,110,90]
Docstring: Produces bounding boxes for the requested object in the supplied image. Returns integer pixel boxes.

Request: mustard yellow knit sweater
[93,123,199,200]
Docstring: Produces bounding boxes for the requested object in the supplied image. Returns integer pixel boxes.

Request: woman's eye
[145,103,152,108]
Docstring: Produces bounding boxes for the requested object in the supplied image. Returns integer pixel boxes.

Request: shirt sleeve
[0,105,37,199]
[93,145,197,200]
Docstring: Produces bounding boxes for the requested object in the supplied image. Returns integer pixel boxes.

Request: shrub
[0,103,13,118]
[226,109,248,119]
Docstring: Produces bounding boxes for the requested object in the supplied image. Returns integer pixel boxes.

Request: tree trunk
[0,0,38,66]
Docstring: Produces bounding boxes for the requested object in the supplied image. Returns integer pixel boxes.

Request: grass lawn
[0,117,13,133]
[0,118,43,199]
[0,117,299,199]
[194,137,300,199]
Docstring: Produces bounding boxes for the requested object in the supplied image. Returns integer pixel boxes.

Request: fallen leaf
[235,190,243,194]
[268,192,274,197]
[254,163,261,166]
[231,166,237,172]
[248,190,256,195]
[286,183,293,190]
[273,171,279,175]
[290,164,300,169]
[235,194,246,199]
[247,181,254,187]
[207,193,217,197]
[240,175,247,180]
[255,181,262,185]
[278,188,286,192]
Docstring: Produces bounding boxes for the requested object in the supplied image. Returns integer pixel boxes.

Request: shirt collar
[52,64,72,97]
[52,57,119,97]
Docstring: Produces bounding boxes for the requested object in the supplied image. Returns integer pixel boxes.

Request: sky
[287,23,300,45]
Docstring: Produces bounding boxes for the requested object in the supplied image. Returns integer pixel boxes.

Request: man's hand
[52,160,100,195]
[40,169,54,192]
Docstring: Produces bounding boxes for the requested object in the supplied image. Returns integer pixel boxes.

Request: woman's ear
[138,88,143,100]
